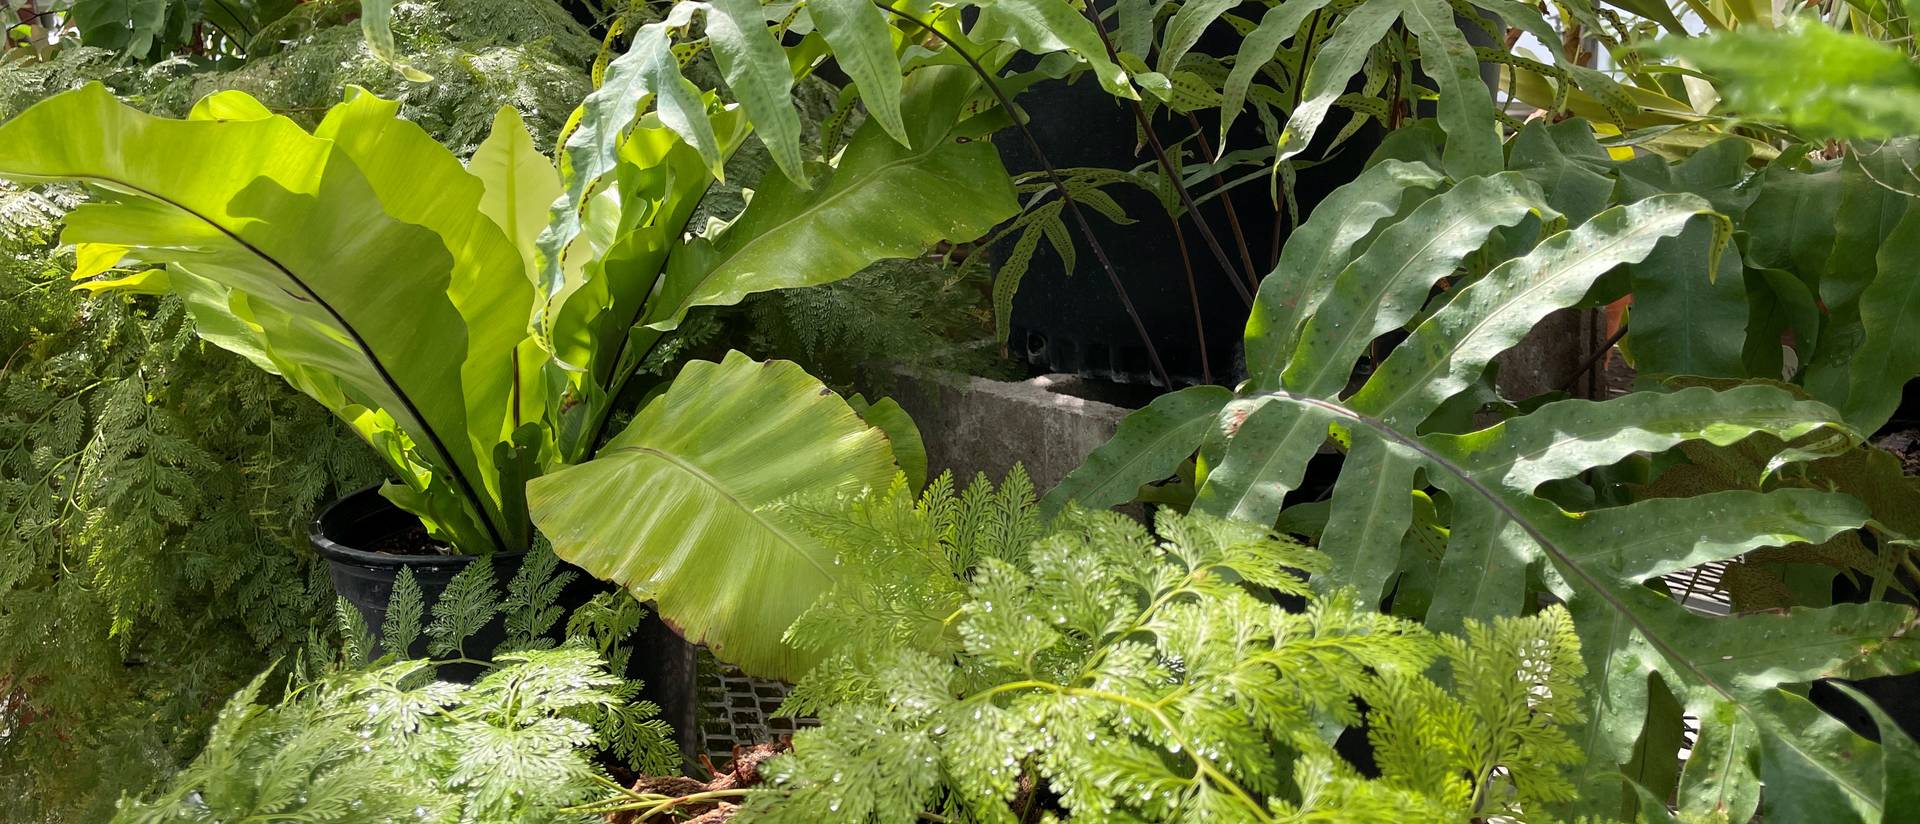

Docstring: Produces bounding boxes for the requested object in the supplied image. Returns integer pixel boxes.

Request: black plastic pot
[311,486,700,756]
[994,74,1371,387]
[992,10,1499,389]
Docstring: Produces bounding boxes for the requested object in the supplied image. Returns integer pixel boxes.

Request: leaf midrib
[602,444,836,581]
[68,169,508,551]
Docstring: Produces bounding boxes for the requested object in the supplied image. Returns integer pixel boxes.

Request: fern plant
[740,500,1593,822]
[0,8,594,816]
[117,649,640,824]
[0,175,383,821]
[1375,117,1920,610]
[774,466,1047,698]
[1047,160,1920,820]
[122,538,681,823]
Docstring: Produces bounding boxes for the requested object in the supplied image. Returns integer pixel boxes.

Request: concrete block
[885,369,1138,493]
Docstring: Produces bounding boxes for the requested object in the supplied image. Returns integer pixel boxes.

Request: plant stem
[1079,3,1253,307]
[873,1,1172,387]
[1170,213,1213,384]
[565,788,753,817]
[1558,320,1628,393]
[1184,112,1261,291]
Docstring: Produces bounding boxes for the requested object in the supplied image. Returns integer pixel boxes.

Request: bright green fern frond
[425,557,502,660]
[749,507,1588,822]
[502,540,577,652]
[381,567,425,659]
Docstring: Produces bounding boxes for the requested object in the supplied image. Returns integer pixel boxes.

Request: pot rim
[310,484,524,568]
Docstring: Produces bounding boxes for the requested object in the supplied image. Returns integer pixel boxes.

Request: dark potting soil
[358,521,453,556]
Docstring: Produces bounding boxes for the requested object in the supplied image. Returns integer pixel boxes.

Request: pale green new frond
[502,540,576,652]
[1373,607,1589,817]
[336,597,375,667]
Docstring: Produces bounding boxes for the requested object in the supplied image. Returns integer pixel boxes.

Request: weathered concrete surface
[886,370,1137,492]
[886,304,1601,501]
[1495,307,1606,399]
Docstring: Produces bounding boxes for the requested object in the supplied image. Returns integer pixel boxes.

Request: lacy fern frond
[425,557,503,661]
[777,467,1044,716]
[346,540,681,777]
[381,567,427,659]
[743,499,1591,823]
[117,648,635,824]
[502,537,578,652]
[1371,606,1589,816]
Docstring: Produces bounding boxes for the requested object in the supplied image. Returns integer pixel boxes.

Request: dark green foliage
[696,80,1012,391]
[741,256,1010,390]
[0,2,594,815]
[5,0,594,153]
[1379,117,1920,437]
[143,0,597,151]
[744,490,1593,822]
[0,177,381,820]
[63,0,303,62]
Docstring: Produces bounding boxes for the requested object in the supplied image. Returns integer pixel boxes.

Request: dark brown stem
[874,1,1171,387]
[1266,9,1327,273]
[1184,112,1261,291]
[1170,215,1213,384]
[1558,320,1628,394]
[1080,3,1253,307]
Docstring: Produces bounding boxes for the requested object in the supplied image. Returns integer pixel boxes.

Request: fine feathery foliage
[775,466,1046,706]
[743,498,1594,822]
[345,542,679,777]
[0,176,381,820]
[1047,159,1920,820]
[122,539,679,823]
[116,649,634,824]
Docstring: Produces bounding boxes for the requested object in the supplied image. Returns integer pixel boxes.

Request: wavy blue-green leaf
[708,0,809,184]
[1399,0,1500,178]
[1042,384,1232,518]
[1244,159,1446,386]
[809,0,909,146]
[1276,1,1400,164]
